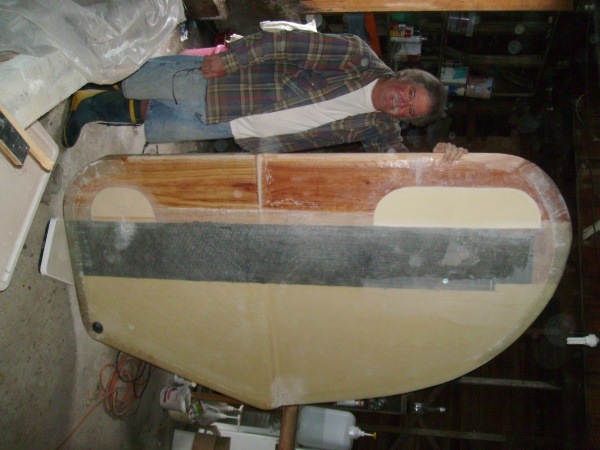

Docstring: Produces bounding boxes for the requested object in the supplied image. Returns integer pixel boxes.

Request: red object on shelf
[364,13,381,56]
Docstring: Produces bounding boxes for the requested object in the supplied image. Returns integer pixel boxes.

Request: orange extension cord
[54,353,151,449]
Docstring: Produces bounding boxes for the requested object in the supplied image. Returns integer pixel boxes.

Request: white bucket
[466,76,493,99]
[159,385,191,413]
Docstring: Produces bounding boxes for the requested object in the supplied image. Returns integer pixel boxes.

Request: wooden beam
[444,46,543,67]
[457,376,562,390]
[300,0,573,13]
[422,21,551,35]
[417,417,443,450]
[279,406,299,450]
[368,424,557,444]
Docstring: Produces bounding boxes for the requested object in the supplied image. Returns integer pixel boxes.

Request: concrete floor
[0,3,305,445]
[0,25,214,450]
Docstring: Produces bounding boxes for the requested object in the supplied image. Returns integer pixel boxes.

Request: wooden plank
[422,21,551,35]
[0,103,54,171]
[65,153,562,223]
[368,424,557,444]
[444,47,543,67]
[458,376,561,390]
[258,153,554,221]
[300,0,573,12]
[279,406,299,450]
[63,154,258,220]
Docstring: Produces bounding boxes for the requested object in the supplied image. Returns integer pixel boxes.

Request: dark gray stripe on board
[69,221,534,290]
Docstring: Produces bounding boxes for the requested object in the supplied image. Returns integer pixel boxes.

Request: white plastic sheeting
[0,0,185,84]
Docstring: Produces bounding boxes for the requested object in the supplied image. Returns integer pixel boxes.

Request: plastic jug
[296,406,375,450]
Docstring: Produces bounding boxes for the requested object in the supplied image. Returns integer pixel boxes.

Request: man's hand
[432,142,468,163]
[202,55,227,79]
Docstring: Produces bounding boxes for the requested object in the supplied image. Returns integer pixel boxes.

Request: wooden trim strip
[300,0,573,12]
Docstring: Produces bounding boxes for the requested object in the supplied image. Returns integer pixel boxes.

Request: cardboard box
[193,433,231,450]
[172,430,231,450]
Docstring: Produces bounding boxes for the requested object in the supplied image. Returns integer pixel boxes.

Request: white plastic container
[159,385,191,413]
[296,406,373,450]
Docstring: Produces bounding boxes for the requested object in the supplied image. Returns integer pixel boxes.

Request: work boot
[62,90,143,147]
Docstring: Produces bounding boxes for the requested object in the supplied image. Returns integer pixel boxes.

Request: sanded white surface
[91,187,156,222]
[0,122,58,290]
[82,249,572,409]
[374,187,542,229]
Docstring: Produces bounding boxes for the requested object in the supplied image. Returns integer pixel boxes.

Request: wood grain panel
[65,153,568,229]
[258,153,563,222]
[300,0,573,12]
[64,154,258,221]
[63,152,570,237]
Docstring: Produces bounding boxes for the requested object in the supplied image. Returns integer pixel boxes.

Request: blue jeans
[122,55,233,144]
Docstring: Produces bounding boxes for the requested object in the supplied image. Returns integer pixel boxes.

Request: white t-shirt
[230,80,378,139]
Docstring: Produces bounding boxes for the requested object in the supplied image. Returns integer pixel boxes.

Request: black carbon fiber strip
[68,221,534,290]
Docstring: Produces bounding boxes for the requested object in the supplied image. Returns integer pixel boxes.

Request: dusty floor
[0,2,306,447]
[0,18,216,450]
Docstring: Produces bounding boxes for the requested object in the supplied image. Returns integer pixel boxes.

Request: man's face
[372,78,432,119]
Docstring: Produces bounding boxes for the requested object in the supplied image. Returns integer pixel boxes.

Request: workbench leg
[279,405,299,450]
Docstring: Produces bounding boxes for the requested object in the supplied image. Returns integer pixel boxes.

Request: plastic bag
[259,20,317,33]
[0,0,185,84]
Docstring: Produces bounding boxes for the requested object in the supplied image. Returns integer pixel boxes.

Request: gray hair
[392,69,447,126]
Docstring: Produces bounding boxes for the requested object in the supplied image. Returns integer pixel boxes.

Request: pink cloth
[180,44,228,56]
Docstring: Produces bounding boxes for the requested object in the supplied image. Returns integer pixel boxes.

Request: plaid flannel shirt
[205,30,407,153]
